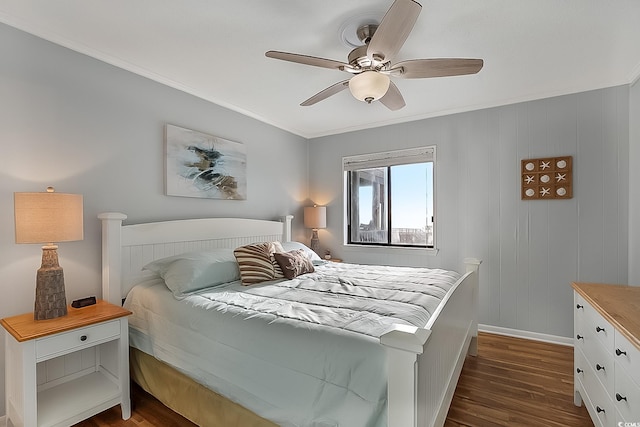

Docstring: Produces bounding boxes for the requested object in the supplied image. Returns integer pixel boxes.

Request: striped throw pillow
[234,243,277,285]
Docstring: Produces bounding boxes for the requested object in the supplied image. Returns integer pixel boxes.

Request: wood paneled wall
[309,86,629,339]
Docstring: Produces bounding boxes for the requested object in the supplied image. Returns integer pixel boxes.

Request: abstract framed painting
[165,124,247,200]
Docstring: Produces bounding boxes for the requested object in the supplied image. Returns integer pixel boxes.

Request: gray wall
[0,23,308,416]
[309,86,630,340]
[629,79,640,285]
[0,20,636,420]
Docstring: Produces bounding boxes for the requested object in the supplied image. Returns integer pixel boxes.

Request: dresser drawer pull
[615,348,627,356]
[80,335,88,342]
[596,406,605,414]
[576,368,583,374]
[616,393,627,402]
[595,326,605,333]
[595,363,605,371]
[576,303,584,309]
[576,334,583,340]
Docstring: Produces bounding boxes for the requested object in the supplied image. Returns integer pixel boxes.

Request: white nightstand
[1,300,132,427]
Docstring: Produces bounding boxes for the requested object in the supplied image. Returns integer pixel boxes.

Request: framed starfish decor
[521,156,572,200]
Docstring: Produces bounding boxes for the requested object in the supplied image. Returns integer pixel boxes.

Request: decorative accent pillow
[234,242,279,285]
[280,241,322,262]
[143,249,240,298]
[270,241,285,279]
[273,249,315,279]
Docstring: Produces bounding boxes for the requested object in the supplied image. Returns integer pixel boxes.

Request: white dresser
[573,282,640,427]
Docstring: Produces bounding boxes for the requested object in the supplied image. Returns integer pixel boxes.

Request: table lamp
[14,187,84,320]
[303,205,326,254]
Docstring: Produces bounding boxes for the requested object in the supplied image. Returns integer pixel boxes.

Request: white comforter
[125,261,461,427]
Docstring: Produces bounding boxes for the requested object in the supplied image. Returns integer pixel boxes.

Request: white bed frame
[99,212,480,427]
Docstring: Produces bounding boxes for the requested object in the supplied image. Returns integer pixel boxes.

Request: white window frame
[342,146,437,251]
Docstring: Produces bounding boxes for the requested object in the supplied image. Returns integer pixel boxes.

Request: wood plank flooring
[76,332,593,427]
[445,332,592,427]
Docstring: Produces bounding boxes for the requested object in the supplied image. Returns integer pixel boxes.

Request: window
[344,147,435,248]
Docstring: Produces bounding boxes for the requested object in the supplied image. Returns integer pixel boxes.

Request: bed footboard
[380,258,481,427]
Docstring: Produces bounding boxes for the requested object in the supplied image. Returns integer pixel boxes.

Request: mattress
[124,261,461,427]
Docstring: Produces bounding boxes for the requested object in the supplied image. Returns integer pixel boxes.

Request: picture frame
[165,124,247,200]
[521,156,572,200]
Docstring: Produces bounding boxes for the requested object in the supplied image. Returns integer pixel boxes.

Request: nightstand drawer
[36,320,120,360]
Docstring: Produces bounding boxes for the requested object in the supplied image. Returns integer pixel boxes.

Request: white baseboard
[479,324,573,347]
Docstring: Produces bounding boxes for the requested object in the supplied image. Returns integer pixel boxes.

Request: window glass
[345,147,435,248]
[390,163,433,246]
[349,168,388,244]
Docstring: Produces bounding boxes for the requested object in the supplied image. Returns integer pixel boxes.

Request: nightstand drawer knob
[596,406,605,414]
[615,348,627,356]
[576,334,583,340]
[80,335,87,342]
[616,393,627,402]
[595,326,605,333]
[576,303,583,309]
[596,363,605,371]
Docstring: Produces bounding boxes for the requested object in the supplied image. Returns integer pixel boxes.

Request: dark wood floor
[77,332,593,427]
[445,332,593,427]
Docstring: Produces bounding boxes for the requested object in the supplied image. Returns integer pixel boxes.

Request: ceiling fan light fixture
[349,71,390,104]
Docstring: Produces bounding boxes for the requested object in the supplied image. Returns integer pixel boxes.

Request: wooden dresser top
[572,282,640,350]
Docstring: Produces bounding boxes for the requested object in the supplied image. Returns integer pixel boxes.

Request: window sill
[341,244,439,257]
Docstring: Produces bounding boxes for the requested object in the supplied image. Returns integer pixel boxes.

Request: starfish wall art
[521,156,573,200]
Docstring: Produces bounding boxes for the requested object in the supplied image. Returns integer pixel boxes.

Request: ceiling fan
[265,0,483,111]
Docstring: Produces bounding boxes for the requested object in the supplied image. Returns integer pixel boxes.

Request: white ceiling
[2,1,640,139]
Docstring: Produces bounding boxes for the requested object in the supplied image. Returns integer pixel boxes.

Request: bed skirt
[130,348,278,427]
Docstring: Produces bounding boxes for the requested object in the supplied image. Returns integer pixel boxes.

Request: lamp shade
[304,206,326,229]
[14,189,84,244]
[349,71,390,103]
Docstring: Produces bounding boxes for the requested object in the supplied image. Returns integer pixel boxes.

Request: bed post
[381,325,431,427]
[98,212,127,306]
[463,258,481,356]
[281,215,293,242]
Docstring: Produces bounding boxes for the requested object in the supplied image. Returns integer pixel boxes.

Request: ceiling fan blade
[379,81,406,111]
[367,0,422,64]
[266,51,353,71]
[301,80,350,106]
[391,58,484,79]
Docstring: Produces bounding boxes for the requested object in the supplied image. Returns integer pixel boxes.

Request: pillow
[143,249,240,298]
[234,242,278,285]
[270,241,285,279]
[273,249,315,279]
[280,241,322,262]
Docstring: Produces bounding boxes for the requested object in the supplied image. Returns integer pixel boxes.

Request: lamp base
[310,229,320,255]
[34,245,68,320]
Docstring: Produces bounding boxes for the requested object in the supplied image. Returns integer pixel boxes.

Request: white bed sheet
[124,261,461,427]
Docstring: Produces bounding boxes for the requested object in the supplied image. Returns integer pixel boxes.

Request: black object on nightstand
[71,296,97,308]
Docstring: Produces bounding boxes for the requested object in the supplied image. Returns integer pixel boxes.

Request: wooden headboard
[98,213,294,305]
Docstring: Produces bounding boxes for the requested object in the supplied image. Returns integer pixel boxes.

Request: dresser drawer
[574,294,587,350]
[614,330,640,387]
[584,303,614,353]
[584,333,615,395]
[614,364,640,422]
[582,361,614,427]
[36,320,121,361]
[575,348,588,391]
